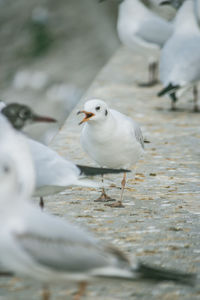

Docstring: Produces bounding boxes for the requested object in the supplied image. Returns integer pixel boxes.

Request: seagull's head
[1,103,56,130]
[77,99,109,125]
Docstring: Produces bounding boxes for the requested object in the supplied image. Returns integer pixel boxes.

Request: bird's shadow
[155,106,200,114]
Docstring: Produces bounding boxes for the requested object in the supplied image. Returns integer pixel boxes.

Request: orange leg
[41,285,50,300]
[120,172,127,202]
[73,282,87,300]
[105,173,126,208]
[94,175,115,202]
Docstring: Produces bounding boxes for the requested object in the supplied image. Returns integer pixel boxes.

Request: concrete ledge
[2,47,200,299]
[49,47,200,298]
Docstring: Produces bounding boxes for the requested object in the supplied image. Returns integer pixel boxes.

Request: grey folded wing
[133,122,144,149]
[14,231,109,273]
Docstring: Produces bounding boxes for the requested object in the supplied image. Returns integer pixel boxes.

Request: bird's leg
[193,85,199,112]
[41,285,50,300]
[120,172,127,203]
[39,197,44,209]
[171,100,176,111]
[94,174,115,202]
[170,92,177,111]
[73,281,87,300]
[151,60,158,85]
[95,188,115,202]
[105,173,126,208]
[138,60,158,87]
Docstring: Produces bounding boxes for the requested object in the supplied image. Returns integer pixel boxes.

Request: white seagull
[1,102,129,209]
[78,99,144,208]
[0,116,196,299]
[158,0,200,111]
[116,0,173,86]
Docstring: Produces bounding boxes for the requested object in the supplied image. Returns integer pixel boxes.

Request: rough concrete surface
[0,47,200,299]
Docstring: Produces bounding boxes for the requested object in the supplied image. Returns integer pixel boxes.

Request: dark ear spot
[3,165,10,174]
[105,109,108,116]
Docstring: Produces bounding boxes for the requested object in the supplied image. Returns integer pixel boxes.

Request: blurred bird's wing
[160,35,200,86]
[13,208,110,274]
[135,18,173,48]
[27,138,80,188]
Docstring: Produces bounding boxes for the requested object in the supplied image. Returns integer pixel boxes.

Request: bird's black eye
[19,109,30,119]
[95,106,100,111]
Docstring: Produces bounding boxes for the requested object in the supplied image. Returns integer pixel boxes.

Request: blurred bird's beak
[159,0,171,5]
[32,114,57,123]
[77,110,95,125]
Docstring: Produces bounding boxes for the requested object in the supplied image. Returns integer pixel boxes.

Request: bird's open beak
[77,110,95,125]
[32,114,57,123]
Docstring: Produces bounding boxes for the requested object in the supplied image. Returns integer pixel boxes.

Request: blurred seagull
[1,102,130,209]
[78,99,144,208]
[0,114,35,199]
[116,0,173,86]
[0,126,196,299]
[158,0,200,111]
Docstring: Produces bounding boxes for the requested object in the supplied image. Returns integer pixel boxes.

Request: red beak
[77,110,95,125]
[32,114,57,123]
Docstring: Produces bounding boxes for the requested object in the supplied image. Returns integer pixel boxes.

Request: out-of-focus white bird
[1,102,130,209]
[0,117,196,299]
[78,99,144,208]
[160,0,200,28]
[158,0,200,111]
[116,0,173,86]
[194,0,200,27]
[0,114,35,199]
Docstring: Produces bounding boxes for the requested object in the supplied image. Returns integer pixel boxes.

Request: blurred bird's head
[1,103,56,130]
[159,0,184,9]
[77,99,109,125]
[98,0,124,3]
